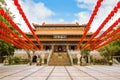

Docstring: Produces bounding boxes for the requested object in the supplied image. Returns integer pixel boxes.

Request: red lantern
[14,0,43,49]
[1,9,38,50]
[0,36,24,49]
[76,0,103,50]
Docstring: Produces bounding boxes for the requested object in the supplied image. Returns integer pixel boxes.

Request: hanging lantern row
[94,35,120,50]
[89,18,120,48]
[0,21,32,49]
[14,0,43,50]
[76,0,103,50]
[0,9,38,50]
[92,25,120,50]
[0,30,28,49]
[81,1,120,50]
[0,36,24,49]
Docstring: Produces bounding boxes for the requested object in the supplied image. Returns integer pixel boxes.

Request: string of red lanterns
[0,21,32,49]
[14,0,43,50]
[0,30,29,49]
[0,35,24,49]
[94,34,120,50]
[81,1,120,50]
[0,9,39,50]
[0,0,119,50]
[76,0,103,50]
[92,26,120,50]
[88,18,120,49]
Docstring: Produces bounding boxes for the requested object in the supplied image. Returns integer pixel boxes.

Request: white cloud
[77,0,97,11]
[4,0,29,32]
[77,0,96,4]
[5,0,68,32]
[20,0,55,22]
[74,12,90,24]
[77,0,119,5]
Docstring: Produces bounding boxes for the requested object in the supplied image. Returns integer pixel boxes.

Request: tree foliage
[98,38,120,60]
[0,0,19,62]
[81,48,90,63]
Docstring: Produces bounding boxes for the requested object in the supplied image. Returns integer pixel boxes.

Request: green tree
[81,48,90,64]
[98,38,120,61]
[98,25,120,61]
[0,0,19,63]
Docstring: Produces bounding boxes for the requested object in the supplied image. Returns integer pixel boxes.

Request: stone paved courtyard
[0,64,120,80]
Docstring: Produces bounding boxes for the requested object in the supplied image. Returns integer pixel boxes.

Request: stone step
[48,52,71,66]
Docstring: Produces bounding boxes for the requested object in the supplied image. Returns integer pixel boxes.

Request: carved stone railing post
[47,45,54,65]
[67,45,73,65]
[77,54,81,65]
[41,52,45,65]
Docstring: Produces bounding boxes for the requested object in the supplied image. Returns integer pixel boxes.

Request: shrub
[12,56,20,64]
[93,58,108,65]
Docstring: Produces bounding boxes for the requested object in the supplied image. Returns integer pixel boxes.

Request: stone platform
[0,64,120,80]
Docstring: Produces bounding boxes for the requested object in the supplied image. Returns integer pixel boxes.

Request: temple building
[14,22,94,66]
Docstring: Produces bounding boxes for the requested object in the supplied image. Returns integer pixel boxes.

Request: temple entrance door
[54,45,66,52]
[58,46,62,52]
[32,55,37,62]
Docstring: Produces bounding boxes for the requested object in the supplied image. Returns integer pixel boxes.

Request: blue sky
[21,0,92,23]
[5,0,120,32]
[38,0,80,21]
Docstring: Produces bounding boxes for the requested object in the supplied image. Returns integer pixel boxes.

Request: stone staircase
[48,52,71,66]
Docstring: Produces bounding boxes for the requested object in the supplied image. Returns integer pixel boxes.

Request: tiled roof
[26,31,93,35]
[32,23,87,28]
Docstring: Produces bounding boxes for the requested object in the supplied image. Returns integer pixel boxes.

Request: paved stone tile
[0,64,120,80]
[88,72,109,77]
[22,77,46,80]
[96,77,120,80]
[53,70,67,73]
[10,73,31,77]
[48,77,71,80]
[72,77,96,80]
[69,72,89,77]
[50,72,69,77]
[1,77,22,80]
[30,72,50,77]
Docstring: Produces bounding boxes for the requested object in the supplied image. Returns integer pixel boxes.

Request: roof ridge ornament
[42,22,45,25]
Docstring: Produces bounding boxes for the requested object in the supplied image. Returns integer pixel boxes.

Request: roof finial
[76,22,79,25]
[42,22,45,25]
